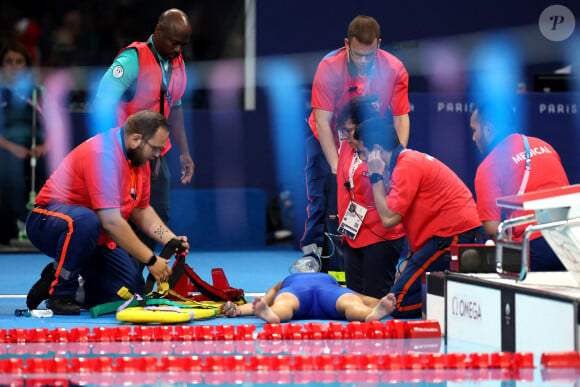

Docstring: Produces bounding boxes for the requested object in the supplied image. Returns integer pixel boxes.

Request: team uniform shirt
[308,47,409,145]
[475,134,569,241]
[337,143,405,247]
[97,36,186,156]
[35,128,151,248]
[387,148,481,252]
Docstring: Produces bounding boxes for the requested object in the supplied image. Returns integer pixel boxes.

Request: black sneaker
[46,295,81,315]
[26,263,56,310]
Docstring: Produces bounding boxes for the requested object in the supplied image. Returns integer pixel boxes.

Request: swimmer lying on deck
[221,272,395,323]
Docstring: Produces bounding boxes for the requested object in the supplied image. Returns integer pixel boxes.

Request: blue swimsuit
[277,273,355,319]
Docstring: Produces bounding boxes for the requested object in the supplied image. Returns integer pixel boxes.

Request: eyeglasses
[339,125,356,137]
[348,47,378,60]
[143,139,164,155]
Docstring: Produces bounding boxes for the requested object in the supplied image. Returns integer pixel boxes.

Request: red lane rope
[2,320,441,343]
[2,351,579,374]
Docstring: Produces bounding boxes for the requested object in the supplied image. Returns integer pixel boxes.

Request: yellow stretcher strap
[328,270,346,285]
[116,305,217,323]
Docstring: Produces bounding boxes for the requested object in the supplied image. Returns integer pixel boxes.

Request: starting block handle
[496,215,580,281]
[496,214,536,241]
[495,214,536,281]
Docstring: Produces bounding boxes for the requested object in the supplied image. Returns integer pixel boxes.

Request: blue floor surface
[0,246,300,330]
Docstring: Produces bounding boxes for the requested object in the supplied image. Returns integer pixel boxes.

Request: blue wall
[257,1,562,55]
[168,188,266,250]
[160,92,580,196]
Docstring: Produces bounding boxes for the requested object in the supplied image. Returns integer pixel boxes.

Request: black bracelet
[145,255,157,267]
[369,173,384,184]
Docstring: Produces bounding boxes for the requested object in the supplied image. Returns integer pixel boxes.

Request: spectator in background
[336,95,405,299]
[0,42,47,244]
[48,8,100,67]
[470,101,569,271]
[302,15,410,273]
[13,17,42,66]
[49,10,82,67]
[95,8,194,274]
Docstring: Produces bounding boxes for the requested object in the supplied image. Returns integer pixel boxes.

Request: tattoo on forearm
[154,226,168,240]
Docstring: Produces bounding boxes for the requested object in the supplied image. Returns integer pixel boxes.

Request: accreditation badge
[338,201,367,239]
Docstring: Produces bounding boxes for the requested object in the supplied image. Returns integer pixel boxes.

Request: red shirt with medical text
[35,128,151,248]
[475,134,569,241]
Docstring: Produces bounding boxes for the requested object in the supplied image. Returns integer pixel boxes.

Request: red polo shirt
[387,150,481,252]
[309,47,409,145]
[475,134,569,241]
[35,128,151,248]
[337,144,405,247]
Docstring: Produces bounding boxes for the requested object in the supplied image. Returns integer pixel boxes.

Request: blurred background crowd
[1,0,245,67]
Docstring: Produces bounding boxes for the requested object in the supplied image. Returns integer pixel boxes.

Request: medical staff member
[96,8,194,265]
[301,15,410,271]
[470,101,568,271]
[25,110,189,315]
[359,117,485,318]
[336,95,405,298]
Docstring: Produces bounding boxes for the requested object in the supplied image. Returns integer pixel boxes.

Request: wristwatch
[145,255,157,267]
[369,173,384,184]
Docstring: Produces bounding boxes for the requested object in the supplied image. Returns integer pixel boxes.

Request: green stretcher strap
[90,292,221,317]
[90,299,139,318]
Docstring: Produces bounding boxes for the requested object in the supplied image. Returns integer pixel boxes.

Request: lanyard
[349,64,375,97]
[503,134,531,231]
[129,165,137,201]
[346,49,376,96]
[361,63,374,95]
[146,40,174,111]
[117,127,137,201]
[517,135,531,195]
[159,63,174,107]
[348,152,364,201]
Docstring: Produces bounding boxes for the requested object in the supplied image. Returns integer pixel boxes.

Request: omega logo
[451,296,482,320]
